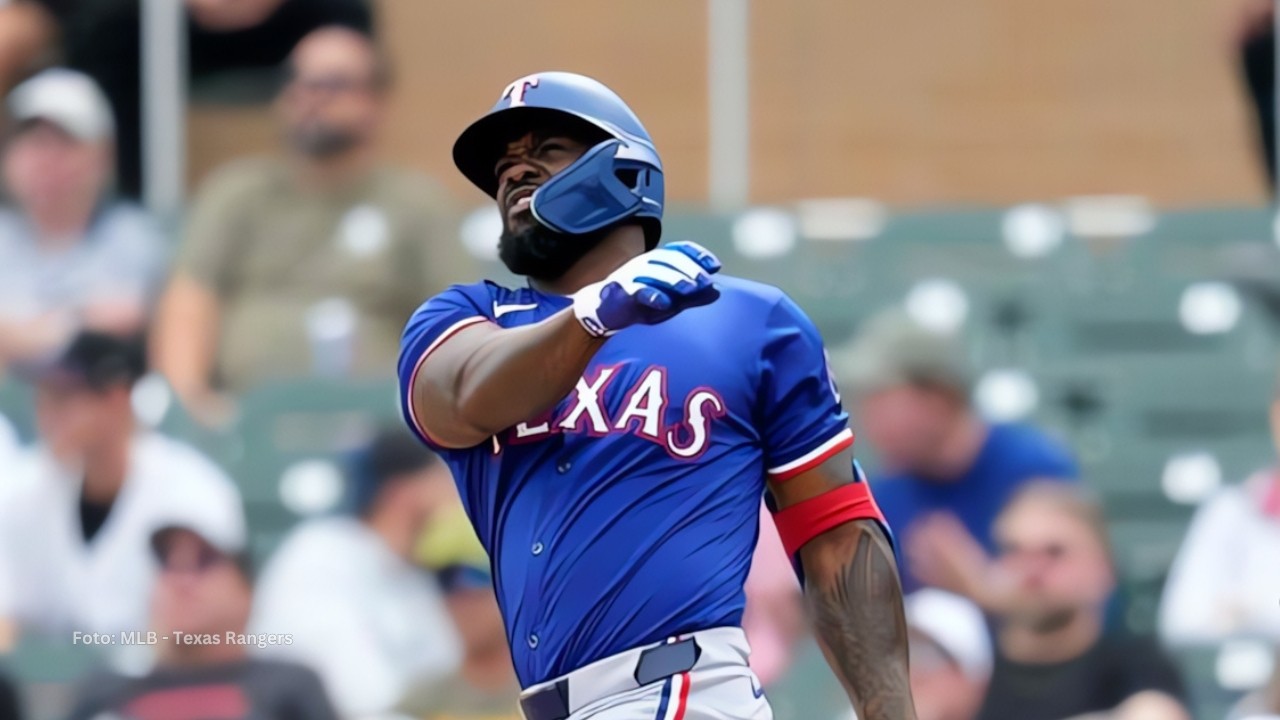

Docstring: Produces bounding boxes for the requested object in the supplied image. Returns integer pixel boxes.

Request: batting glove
[572,241,722,338]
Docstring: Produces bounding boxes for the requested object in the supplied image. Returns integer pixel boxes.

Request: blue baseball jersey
[397,275,852,688]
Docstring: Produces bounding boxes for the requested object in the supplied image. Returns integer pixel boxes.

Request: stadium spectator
[153,26,463,424]
[902,589,992,720]
[742,509,804,688]
[1159,382,1280,646]
[834,309,1076,591]
[63,0,373,198]
[66,518,338,720]
[0,332,245,644]
[0,69,166,367]
[412,501,521,719]
[250,428,461,717]
[912,482,1188,720]
[0,667,17,720]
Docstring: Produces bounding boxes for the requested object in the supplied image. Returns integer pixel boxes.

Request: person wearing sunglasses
[65,517,339,720]
[901,590,991,720]
[153,26,468,426]
[908,482,1189,720]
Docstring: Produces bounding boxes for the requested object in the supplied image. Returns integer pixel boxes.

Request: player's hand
[572,241,721,337]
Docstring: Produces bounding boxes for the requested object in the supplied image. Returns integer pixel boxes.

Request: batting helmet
[452,71,664,247]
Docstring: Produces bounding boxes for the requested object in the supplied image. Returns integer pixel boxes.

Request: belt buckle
[634,637,701,686]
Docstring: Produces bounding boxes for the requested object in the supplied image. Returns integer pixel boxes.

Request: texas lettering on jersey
[398,276,854,687]
[504,365,725,460]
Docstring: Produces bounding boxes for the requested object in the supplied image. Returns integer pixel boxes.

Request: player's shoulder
[712,274,814,324]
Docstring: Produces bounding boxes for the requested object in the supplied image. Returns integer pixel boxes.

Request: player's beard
[498,217,607,282]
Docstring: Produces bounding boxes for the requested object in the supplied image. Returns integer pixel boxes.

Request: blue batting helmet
[452,72,664,247]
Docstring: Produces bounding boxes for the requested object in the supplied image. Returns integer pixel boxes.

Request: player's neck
[530,226,647,296]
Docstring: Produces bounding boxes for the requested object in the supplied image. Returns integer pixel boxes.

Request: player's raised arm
[768,451,915,719]
[755,295,915,718]
[401,241,721,449]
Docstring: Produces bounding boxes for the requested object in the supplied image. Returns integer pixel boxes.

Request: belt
[520,637,701,720]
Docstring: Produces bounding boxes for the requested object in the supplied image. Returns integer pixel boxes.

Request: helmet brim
[452,106,616,198]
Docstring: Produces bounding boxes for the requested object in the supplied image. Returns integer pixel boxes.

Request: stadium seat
[230,378,403,558]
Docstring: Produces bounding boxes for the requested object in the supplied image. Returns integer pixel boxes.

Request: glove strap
[571,281,615,338]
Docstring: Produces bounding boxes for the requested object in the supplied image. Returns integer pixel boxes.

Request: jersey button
[556,460,572,474]
[532,542,544,556]
[527,634,539,649]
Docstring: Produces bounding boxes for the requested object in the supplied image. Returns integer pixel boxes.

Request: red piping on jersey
[767,428,854,482]
[406,315,491,445]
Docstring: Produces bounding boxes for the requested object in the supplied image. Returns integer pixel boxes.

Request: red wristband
[773,481,887,557]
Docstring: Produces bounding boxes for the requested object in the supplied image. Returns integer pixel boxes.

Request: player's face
[151,530,251,637]
[492,124,610,281]
[993,499,1114,625]
[495,130,591,235]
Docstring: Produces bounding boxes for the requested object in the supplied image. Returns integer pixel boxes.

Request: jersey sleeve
[756,295,854,481]
[397,284,494,448]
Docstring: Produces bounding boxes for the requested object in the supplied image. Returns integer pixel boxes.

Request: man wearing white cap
[846,589,990,720]
[0,68,166,367]
[65,514,339,720]
[903,590,992,720]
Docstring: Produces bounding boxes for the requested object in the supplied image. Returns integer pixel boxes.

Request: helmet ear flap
[530,139,648,236]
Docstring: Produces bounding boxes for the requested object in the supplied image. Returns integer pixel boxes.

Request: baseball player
[399,72,915,720]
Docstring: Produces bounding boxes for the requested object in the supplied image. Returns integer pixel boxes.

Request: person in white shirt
[250,428,461,717]
[1160,386,1280,647]
[0,332,245,647]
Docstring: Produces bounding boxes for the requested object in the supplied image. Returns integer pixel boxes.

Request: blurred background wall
[188,0,1269,206]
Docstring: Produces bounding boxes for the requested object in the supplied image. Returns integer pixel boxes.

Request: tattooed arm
[769,448,916,719]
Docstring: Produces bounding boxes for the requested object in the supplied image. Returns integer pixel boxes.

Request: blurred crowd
[0,3,1277,720]
[0,4,494,719]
